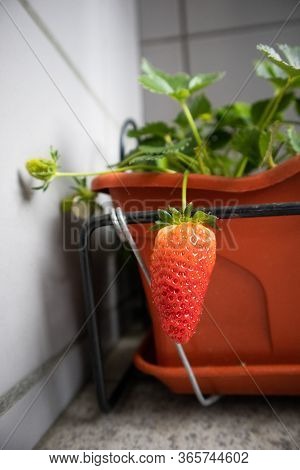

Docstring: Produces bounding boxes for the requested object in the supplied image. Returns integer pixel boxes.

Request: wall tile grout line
[0,334,87,418]
[141,17,300,47]
[178,0,191,74]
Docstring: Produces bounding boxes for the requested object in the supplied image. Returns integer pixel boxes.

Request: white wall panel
[0,0,141,448]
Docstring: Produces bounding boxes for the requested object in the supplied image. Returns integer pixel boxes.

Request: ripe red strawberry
[150,204,217,344]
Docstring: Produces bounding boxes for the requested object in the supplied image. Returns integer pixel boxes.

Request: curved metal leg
[175,344,220,406]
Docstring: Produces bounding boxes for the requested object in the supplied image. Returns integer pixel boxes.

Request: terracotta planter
[92,156,300,394]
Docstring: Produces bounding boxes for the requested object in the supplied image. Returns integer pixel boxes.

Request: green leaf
[251,99,269,125]
[139,73,190,101]
[169,152,200,172]
[142,60,190,89]
[251,93,293,125]
[188,72,225,93]
[287,127,300,153]
[257,44,300,78]
[279,44,300,69]
[138,75,173,95]
[139,59,224,102]
[232,127,260,164]
[192,210,218,229]
[207,129,232,150]
[175,95,211,127]
[128,154,168,170]
[158,209,173,223]
[140,59,190,99]
[150,220,170,231]
[209,154,234,176]
[137,145,167,155]
[255,60,288,87]
[259,130,271,159]
[138,138,191,155]
[168,206,181,215]
[259,125,278,168]
[234,156,248,178]
[168,206,181,223]
[138,136,166,147]
[127,122,174,138]
[164,73,190,92]
[161,75,190,100]
[32,183,48,191]
[50,147,59,162]
[295,98,300,116]
[216,102,251,127]
[72,176,86,186]
[141,58,155,75]
[271,92,294,113]
[184,202,193,218]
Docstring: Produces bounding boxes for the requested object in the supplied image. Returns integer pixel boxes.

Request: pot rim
[92,155,300,194]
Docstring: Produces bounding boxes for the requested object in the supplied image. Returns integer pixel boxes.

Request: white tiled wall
[142,40,184,122]
[139,0,300,122]
[185,0,300,33]
[189,23,300,107]
[0,0,141,449]
[139,0,181,40]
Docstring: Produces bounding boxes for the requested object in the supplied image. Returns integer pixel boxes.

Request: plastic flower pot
[92,156,300,395]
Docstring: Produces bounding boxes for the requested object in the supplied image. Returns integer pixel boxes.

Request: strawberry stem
[182,170,189,212]
[152,170,218,231]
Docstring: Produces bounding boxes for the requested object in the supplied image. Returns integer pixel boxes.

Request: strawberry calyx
[152,202,218,231]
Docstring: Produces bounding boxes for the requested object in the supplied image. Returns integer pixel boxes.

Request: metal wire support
[119,119,138,161]
[112,207,151,285]
[175,344,220,406]
[111,206,221,407]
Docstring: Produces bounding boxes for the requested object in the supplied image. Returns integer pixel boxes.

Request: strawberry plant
[25,44,300,203]
[118,44,300,177]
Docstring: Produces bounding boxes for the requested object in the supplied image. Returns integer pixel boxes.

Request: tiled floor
[37,375,300,450]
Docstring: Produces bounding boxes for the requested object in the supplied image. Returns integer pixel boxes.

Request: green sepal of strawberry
[151,202,218,231]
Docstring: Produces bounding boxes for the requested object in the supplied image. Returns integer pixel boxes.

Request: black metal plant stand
[79,201,300,412]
